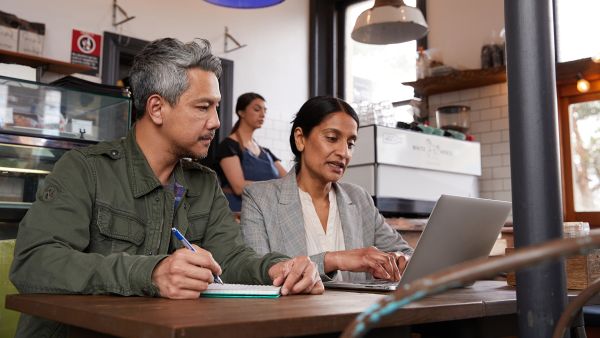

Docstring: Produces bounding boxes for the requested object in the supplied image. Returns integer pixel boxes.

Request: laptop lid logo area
[323,195,512,291]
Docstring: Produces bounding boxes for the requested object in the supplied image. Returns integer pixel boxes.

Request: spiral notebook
[201,283,281,298]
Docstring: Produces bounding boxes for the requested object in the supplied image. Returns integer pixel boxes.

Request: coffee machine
[342,125,481,217]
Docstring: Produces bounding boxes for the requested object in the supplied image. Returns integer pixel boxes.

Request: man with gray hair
[10,38,323,338]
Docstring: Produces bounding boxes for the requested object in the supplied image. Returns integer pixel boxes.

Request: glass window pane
[344,0,417,104]
[569,100,600,212]
[555,0,600,62]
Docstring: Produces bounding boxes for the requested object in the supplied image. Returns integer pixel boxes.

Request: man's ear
[146,94,165,126]
[294,127,305,152]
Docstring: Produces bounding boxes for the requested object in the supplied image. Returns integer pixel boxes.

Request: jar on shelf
[435,105,471,133]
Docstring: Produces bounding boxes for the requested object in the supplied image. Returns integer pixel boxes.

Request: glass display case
[0,75,130,141]
[0,75,131,238]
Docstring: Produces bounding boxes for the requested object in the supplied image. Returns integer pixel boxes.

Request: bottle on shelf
[416,47,430,80]
[482,29,504,69]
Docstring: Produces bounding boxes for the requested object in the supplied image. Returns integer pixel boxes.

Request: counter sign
[71,29,101,76]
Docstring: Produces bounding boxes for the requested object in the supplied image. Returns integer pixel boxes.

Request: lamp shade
[351,0,428,45]
[204,0,283,9]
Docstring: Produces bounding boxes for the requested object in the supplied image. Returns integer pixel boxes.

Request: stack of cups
[355,102,376,126]
[563,222,590,238]
[354,101,395,127]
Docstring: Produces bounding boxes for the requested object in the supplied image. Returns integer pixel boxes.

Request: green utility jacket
[9,129,288,338]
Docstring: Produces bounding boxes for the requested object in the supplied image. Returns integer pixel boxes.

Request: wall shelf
[403,66,507,96]
[0,49,92,76]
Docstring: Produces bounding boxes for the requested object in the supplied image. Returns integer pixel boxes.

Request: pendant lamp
[576,73,591,93]
[351,0,428,45]
[204,0,284,9]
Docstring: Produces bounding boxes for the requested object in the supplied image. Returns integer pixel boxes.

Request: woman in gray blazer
[241,96,413,282]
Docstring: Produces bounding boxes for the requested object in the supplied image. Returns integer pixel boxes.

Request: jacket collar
[333,181,363,250]
[276,169,306,256]
[278,168,301,204]
[124,127,191,198]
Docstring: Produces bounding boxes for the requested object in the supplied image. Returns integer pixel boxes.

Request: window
[558,81,600,226]
[309,0,425,107]
[555,1,600,225]
[555,0,600,62]
[344,0,418,105]
[568,100,600,211]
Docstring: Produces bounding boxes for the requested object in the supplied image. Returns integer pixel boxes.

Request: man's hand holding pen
[154,228,322,298]
[151,244,222,299]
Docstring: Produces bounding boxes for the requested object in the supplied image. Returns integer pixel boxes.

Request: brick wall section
[428,83,512,202]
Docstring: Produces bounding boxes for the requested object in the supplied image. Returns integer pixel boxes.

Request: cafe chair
[0,239,19,338]
[341,229,600,338]
[583,305,600,336]
[556,277,600,338]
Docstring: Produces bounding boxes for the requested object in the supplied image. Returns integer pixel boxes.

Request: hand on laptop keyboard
[324,246,402,281]
[394,252,411,274]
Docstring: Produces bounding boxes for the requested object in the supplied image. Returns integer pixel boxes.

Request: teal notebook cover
[200,283,281,298]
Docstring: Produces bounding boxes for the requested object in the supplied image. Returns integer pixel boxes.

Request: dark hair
[289,96,359,169]
[231,92,266,133]
[129,38,222,119]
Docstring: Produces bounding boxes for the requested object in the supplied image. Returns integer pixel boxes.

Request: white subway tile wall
[429,83,512,202]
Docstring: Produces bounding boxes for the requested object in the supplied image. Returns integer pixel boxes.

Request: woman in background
[216,92,287,212]
[241,96,412,282]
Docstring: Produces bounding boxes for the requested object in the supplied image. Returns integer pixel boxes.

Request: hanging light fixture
[576,73,591,93]
[204,0,283,9]
[351,0,428,45]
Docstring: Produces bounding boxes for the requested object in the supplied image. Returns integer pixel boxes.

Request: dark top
[215,137,280,189]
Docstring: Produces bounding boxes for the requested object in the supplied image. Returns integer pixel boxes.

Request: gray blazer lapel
[334,183,364,250]
[276,171,307,257]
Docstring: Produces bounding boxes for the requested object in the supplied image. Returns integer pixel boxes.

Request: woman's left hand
[268,256,324,295]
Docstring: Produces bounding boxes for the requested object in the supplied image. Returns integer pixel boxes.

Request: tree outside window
[568,100,600,212]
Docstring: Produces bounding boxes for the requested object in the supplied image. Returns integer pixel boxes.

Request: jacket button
[110,150,119,157]
[147,251,153,255]
[155,196,160,202]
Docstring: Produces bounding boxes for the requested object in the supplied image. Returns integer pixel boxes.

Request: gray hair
[129,38,222,118]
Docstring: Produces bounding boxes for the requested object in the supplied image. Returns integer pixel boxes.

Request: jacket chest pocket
[185,211,209,243]
[91,204,146,255]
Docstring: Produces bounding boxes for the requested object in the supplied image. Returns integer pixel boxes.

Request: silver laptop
[323,195,512,291]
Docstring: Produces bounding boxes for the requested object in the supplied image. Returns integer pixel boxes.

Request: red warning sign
[71,29,102,76]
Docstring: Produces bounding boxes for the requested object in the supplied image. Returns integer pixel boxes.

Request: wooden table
[2,281,584,338]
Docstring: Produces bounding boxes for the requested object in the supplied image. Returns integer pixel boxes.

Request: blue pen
[171,227,224,284]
